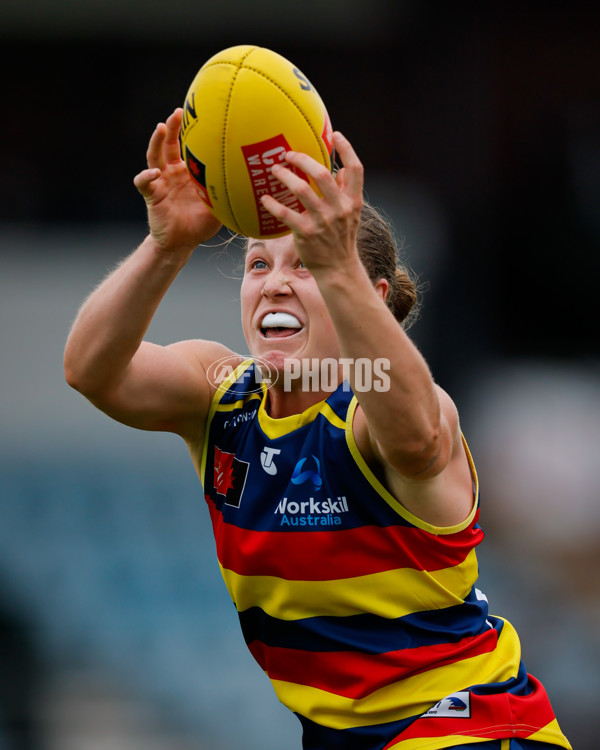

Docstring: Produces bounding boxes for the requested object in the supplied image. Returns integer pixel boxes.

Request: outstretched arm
[64,109,235,441]
[261,133,474,526]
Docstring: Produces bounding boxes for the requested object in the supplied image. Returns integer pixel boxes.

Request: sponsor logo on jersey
[223,410,258,430]
[213,446,249,508]
[274,496,349,527]
[291,454,322,489]
[260,446,281,475]
[422,691,471,718]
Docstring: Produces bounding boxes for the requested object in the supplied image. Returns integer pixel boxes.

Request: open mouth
[260,312,303,339]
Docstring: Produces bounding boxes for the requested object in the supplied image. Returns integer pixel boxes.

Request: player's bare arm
[64,109,229,443]
[261,132,473,526]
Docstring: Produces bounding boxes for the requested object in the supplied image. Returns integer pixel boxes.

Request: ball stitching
[195,52,329,235]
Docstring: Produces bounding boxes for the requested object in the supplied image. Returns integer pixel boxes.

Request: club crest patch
[423,691,471,718]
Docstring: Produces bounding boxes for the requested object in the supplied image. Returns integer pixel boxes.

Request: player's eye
[250,259,268,270]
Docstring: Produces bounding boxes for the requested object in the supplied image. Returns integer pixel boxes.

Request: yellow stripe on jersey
[269,619,521,730]
[387,736,508,750]
[212,394,262,413]
[319,400,347,430]
[526,719,573,749]
[389,727,571,750]
[220,548,478,621]
[257,395,328,439]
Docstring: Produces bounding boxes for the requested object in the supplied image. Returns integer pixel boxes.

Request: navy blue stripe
[297,711,416,750]
[239,589,491,654]
[449,740,566,749]
[470,658,532,696]
[511,741,567,749]
[324,381,354,420]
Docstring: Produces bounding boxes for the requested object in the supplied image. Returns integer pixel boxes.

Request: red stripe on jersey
[247,628,498,699]
[382,675,558,747]
[207,499,483,581]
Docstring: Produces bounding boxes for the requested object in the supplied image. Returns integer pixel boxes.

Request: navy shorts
[450,741,565,749]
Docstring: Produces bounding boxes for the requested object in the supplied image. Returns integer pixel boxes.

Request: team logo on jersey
[291,455,322,490]
[422,692,471,718]
[213,446,249,508]
[260,446,281,475]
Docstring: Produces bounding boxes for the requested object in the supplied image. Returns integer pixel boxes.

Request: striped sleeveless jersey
[200,361,571,750]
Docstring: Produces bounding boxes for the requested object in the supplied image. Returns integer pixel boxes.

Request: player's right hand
[134,108,222,252]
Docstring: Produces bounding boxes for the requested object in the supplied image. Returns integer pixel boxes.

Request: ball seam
[200,52,329,235]
[212,48,256,234]
[241,65,329,168]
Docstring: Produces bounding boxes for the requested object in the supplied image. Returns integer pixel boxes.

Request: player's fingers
[280,152,340,206]
[331,132,363,197]
[163,108,184,165]
[133,168,161,198]
[284,148,360,211]
[260,192,305,233]
[146,121,169,170]
[271,162,323,212]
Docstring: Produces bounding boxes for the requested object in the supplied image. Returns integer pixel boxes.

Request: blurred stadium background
[1,2,599,748]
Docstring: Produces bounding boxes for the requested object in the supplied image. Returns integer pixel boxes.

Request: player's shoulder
[167,339,246,395]
[167,338,240,365]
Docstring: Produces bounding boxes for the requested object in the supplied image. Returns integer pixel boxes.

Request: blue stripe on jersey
[297,711,416,750]
[470,659,533,697]
[239,587,492,654]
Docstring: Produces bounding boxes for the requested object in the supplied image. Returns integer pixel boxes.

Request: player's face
[241,234,340,376]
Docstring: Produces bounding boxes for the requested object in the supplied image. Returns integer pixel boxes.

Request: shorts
[451,741,565,749]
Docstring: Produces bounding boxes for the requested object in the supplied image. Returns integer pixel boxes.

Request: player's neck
[265,382,332,420]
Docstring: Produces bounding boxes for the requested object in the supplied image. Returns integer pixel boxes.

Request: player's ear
[374,278,389,301]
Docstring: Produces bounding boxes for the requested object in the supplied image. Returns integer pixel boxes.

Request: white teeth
[261,312,302,328]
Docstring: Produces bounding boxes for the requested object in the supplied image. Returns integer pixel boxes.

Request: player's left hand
[259,132,364,276]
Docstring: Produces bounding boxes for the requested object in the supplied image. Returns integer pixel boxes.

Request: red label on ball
[321,109,334,157]
[241,135,308,236]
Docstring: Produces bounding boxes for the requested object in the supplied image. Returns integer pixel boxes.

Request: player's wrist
[310,250,367,292]
[142,232,197,266]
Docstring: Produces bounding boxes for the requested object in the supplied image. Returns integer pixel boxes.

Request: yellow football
[179,45,334,239]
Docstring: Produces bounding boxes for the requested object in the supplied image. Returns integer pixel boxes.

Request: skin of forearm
[64,235,193,395]
[314,257,442,465]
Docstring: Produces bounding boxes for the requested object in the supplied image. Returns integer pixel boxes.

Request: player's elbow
[63,349,104,398]
[63,350,81,391]
[380,425,448,478]
[64,360,91,396]
[63,343,85,390]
